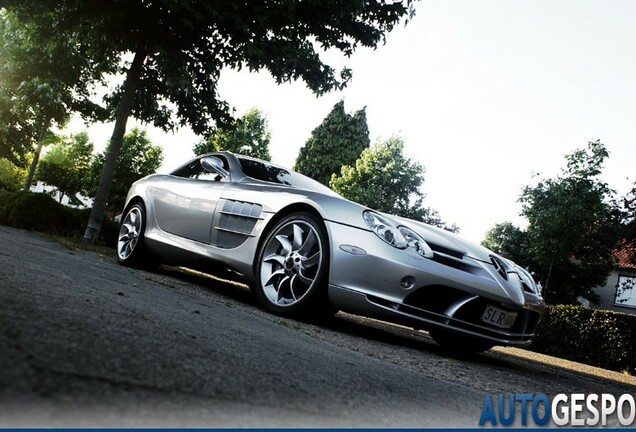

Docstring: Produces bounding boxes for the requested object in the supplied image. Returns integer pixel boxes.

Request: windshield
[237,157,339,196]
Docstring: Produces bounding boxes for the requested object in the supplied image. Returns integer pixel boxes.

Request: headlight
[398,226,434,259]
[363,211,407,249]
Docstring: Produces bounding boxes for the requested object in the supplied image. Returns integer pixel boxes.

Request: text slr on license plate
[481,305,517,329]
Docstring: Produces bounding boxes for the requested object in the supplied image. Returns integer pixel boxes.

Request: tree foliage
[0,157,28,192]
[484,140,623,305]
[294,101,370,185]
[330,136,456,231]
[1,0,416,242]
[84,128,163,212]
[482,222,531,269]
[36,132,94,203]
[0,10,110,165]
[193,108,271,161]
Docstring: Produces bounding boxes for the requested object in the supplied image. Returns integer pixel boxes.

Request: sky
[70,0,636,243]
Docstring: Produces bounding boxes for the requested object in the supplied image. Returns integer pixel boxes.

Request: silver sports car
[117,151,544,352]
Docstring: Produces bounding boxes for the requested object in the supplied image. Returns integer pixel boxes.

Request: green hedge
[0,191,117,247]
[528,305,636,375]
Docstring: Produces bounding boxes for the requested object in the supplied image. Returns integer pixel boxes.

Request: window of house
[615,275,636,308]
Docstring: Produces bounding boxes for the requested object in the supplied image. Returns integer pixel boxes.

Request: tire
[429,328,495,354]
[255,212,333,319]
[117,202,152,267]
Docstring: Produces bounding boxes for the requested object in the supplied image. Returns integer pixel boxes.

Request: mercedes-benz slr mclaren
[117,152,544,352]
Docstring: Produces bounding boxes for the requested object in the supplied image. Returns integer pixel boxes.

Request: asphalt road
[0,226,634,427]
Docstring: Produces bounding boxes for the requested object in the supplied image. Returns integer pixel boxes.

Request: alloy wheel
[259,220,323,307]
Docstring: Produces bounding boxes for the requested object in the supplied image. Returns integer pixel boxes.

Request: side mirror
[200,156,230,179]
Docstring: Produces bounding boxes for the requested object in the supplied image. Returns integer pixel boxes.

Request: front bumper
[324,221,544,346]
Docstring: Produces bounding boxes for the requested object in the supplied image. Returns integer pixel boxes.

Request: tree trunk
[544,249,558,301]
[83,50,147,244]
[23,117,52,191]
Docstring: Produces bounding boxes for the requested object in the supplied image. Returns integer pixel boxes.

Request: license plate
[481,305,517,329]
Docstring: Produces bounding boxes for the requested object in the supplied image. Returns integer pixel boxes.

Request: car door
[150,156,229,244]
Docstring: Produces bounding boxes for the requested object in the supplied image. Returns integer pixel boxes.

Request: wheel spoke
[297,230,317,256]
[301,252,320,268]
[297,268,314,285]
[290,274,313,301]
[292,224,304,251]
[264,269,286,288]
[276,276,291,303]
[118,241,128,257]
[288,275,298,301]
[275,235,292,256]
[124,242,133,258]
[264,253,285,266]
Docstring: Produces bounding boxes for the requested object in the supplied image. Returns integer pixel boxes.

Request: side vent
[213,200,263,249]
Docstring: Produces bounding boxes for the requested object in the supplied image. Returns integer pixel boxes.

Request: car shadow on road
[148,264,524,369]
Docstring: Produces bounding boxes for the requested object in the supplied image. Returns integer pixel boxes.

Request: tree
[330,136,456,231]
[84,128,163,212]
[193,108,271,160]
[484,140,623,304]
[482,222,531,268]
[0,0,417,242]
[294,101,370,185]
[520,140,622,304]
[36,132,94,203]
[0,10,111,189]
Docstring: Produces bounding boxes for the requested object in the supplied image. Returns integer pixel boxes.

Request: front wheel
[255,212,332,318]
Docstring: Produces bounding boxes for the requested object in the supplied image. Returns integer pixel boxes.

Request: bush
[0,191,117,247]
[528,305,636,375]
[9,192,76,236]
[0,190,20,225]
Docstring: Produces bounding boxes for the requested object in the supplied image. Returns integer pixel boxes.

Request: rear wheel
[255,212,332,319]
[117,203,152,267]
[429,328,495,354]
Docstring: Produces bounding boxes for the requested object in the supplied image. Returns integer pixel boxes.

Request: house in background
[590,245,636,315]
[30,181,93,208]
